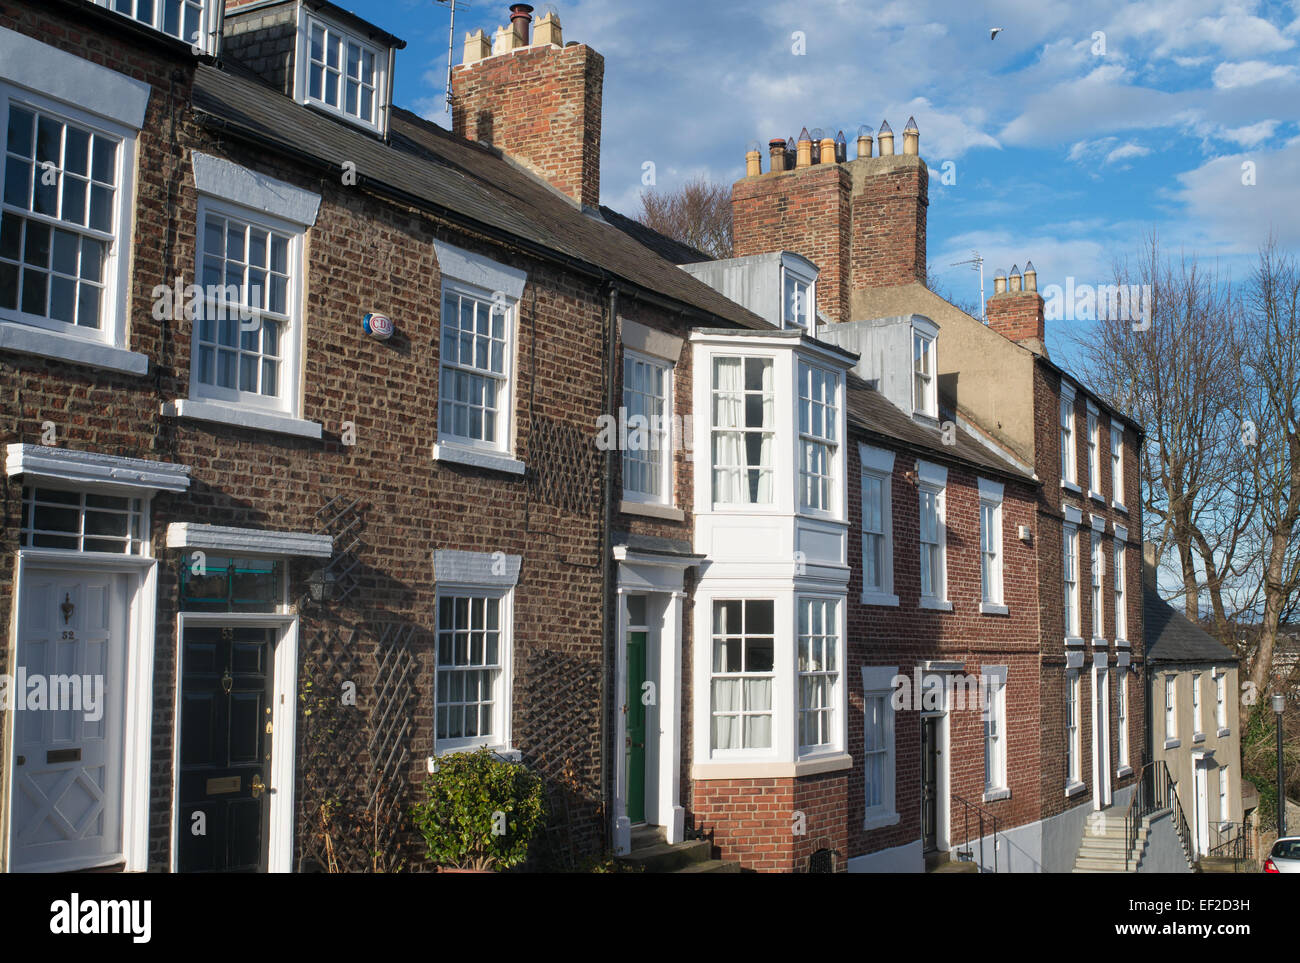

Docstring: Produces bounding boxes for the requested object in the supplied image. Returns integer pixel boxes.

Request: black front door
[921,716,939,852]
[178,626,275,872]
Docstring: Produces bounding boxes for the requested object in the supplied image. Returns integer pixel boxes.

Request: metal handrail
[1123,762,1153,871]
[951,792,1000,873]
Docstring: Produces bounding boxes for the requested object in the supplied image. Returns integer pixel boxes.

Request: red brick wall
[986,290,1045,344]
[692,773,849,872]
[849,160,928,292]
[451,43,604,209]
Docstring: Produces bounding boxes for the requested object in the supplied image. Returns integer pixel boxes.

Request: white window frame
[0,87,136,355]
[979,478,1006,614]
[917,460,949,610]
[189,196,304,417]
[859,445,897,606]
[1215,672,1227,732]
[621,349,674,506]
[1066,669,1082,790]
[437,279,517,455]
[1111,423,1126,511]
[710,354,776,508]
[1219,765,1230,826]
[781,263,815,330]
[93,0,218,53]
[797,360,839,516]
[1114,531,1128,642]
[796,596,841,756]
[1165,674,1179,746]
[1086,403,1103,501]
[295,12,390,134]
[433,587,514,755]
[1063,522,1081,642]
[911,322,938,419]
[862,665,899,829]
[1117,670,1130,770]
[1090,529,1105,642]
[982,665,1009,798]
[709,598,777,754]
[1192,672,1204,740]
[1060,383,1078,489]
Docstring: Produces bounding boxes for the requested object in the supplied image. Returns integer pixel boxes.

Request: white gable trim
[191,153,322,226]
[433,240,528,301]
[0,26,150,129]
[165,523,332,558]
[6,443,190,493]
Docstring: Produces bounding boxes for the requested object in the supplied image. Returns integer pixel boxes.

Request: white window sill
[982,787,1011,803]
[433,442,526,476]
[1061,480,1082,494]
[1164,738,1181,749]
[162,399,322,439]
[1217,727,1231,738]
[863,810,901,832]
[1089,490,1105,504]
[1065,780,1087,798]
[1091,636,1108,647]
[861,591,899,607]
[431,744,520,763]
[979,601,1009,616]
[1115,637,1130,648]
[0,321,148,375]
[919,597,952,612]
[1117,765,1134,779]
[1113,501,1128,513]
[619,499,685,521]
[1065,636,1085,647]
[1193,732,1205,744]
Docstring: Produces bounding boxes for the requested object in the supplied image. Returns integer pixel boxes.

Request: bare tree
[637,178,733,260]
[1239,239,1300,697]
[1070,232,1252,645]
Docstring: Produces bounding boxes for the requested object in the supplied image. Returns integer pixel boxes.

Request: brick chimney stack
[451,5,604,209]
[986,261,1047,354]
[732,117,928,325]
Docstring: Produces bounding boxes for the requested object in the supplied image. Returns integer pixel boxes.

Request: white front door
[1194,762,1210,855]
[8,568,129,872]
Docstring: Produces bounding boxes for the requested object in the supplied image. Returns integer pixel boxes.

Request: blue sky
[354,0,1298,361]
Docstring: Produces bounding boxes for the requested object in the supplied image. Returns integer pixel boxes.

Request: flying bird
[990,27,1003,40]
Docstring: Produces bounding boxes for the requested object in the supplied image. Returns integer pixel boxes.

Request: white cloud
[1168,140,1300,253]
[1211,59,1299,87]
[1220,119,1281,146]
[1105,142,1151,164]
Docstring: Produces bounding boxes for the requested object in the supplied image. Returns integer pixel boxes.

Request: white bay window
[797,361,838,513]
[797,597,839,751]
[712,356,774,505]
[711,599,775,751]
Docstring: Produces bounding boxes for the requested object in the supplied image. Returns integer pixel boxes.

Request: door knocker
[220,668,233,696]
[60,594,74,624]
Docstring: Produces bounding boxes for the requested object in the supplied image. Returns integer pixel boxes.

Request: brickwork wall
[848,161,928,292]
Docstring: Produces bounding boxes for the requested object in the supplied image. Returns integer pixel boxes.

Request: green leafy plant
[411,748,547,871]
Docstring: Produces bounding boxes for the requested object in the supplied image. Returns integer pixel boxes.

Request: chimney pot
[510,4,534,46]
[1024,260,1037,291]
[463,28,492,64]
[746,145,762,178]
[819,137,836,164]
[993,271,1007,295]
[878,119,894,155]
[769,138,787,173]
[796,129,813,169]
[835,130,847,163]
[856,123,873,159]
[902,115,919,155]
[534,9,563,46]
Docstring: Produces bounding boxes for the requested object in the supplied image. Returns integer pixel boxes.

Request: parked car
[1264,837,1300,873]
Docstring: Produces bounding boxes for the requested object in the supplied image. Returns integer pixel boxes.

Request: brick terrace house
[0,0,781,873]
[1,0,1160,875]
[723,126,1155,870]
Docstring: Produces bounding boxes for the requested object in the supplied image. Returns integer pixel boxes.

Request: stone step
[1073,855,1134,872]
[673,859,742,873]
[929,858,980,873]
[617,835,714,873]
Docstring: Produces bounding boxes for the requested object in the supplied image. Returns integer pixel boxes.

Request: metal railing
[1125,760,1196,870]
[1206,821,1253,871]
[951,792,1000,873]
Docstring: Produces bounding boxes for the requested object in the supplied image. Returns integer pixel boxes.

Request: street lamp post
[1274,692,1287,838]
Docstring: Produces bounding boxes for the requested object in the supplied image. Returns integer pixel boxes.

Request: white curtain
[744,679,773,747]
[755,361,775,503]
[713,358,744,503]
[713,678,739,749]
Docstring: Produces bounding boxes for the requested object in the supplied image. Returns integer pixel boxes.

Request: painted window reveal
[783,271,811,329]
[711,599,774,750]
[712,357,774,505]
[912,329,936,417]
[1063,525,1080,638]
[1087,408,1101,495]
[798,361,838,513]
[1,101,119,333]
[1118,671,1130,768]
[439,286,510,448]
[1193,672,1203,734]
[20,486,144,554]
[436,593,504,749]
[1111,424,1124,505]
[180,555,283,612]
[195,208,292,405]
[1219,765,1230,825]
[1091,531,1104,638]
[1060,394,1076,484]
[1066,669,1081,784]
[622,351,671,503]
[97,0,207,47]
[862,472,889,593]
[980,496,1002,605]
[984,675,1007,792]
[306,18,380,127]
[863,691,892,811]
[797,598,838,750]
[919,484,945,602]
[1165,674,1177,739]
[1114,540,1127,639]
[1215,672,1227,730]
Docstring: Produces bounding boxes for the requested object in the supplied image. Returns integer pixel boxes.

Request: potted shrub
[411,747,548,872]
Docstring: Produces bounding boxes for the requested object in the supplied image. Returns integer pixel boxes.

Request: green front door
[626,629,648,824]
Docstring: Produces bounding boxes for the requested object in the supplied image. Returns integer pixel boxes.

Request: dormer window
[300,15,386,130]
[911,319,938,419]
[94,0,216,52]
[783,268,813,329]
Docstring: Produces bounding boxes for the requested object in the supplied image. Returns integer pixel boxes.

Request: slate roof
[189,64,767,331]
[846,375,1034,483]
[1145,592,1238,664]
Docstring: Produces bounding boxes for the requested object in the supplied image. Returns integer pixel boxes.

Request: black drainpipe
[599,282,619,849]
